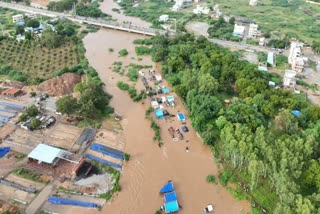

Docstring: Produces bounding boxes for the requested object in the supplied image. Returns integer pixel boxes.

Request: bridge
[0,1,165,36]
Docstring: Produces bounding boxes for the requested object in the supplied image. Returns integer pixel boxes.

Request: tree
[40,29,63,48]
[56,95,78,116]
[303,160,320,190]
[26,105,38,117]
[26,19,40,28]
[31,118,41,130]
[229,17,235,25]
[16,26,24,35]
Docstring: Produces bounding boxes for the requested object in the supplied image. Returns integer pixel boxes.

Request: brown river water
[60,0,250,213]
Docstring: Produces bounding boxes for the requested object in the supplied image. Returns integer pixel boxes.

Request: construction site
[0,86,126,213]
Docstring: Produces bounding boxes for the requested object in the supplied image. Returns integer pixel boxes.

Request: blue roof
[163,87,170,94]
[177,113,185,121]
[0,147,10,158]
[15,21,25,26]
[165,200,179,213]
[164,191,177,203]
[291,110,301,116]
[160,181,174,193]
[48,196,98,208]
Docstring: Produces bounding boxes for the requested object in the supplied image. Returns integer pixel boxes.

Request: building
[233,24,245,37]
[267,52,275,67]
[259,37,265,46]
[248,23,259,38]
[0,88,22,97]
[249,0,258,6]
[159,14,169,22]
[283,69,297,87]
[288,41,305,72]
[25,13,37,19]
[12,14,24,23]
[193,5,210,15]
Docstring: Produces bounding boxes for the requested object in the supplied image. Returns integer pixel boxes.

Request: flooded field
[78,29,251,214]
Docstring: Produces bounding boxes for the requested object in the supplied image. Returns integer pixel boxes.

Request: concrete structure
[283,69,297,87]
[213,4,222,17]
[233,24,245,37]
[25,13,37,19]
[267,52,275,67]
[159,14,169,22]
[248,23,259,38]
[193,5,210,15]
[288,41,304,72]
[259,37,265,46]
[12,14,24,23]
[249,0,258,6]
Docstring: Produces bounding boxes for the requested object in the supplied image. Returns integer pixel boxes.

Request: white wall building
[249,0,258,6]
[288,42,304,72]
[12,14,24,23]
[233,24,245,37]
[259,37,265,46]
[159,14,169,22]
[193,5,210,15]
[248,23,259,38]
[267,52,275,67]
[283,69,297,87]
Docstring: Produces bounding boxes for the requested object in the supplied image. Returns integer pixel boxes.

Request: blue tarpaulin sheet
[0,121,4,125]
[85,153,122,169]
[160,181,174,193]
[177,113,185,121]
[0,102,25,110]
[0,108,17,114]
[291,110,301,116]
[90,143,124,160]
[48,196,99,208]
[0,147,10,158]
[164,191,177,203]
[155,109,164,119]
[0,115,10,119]
[165,201,179,213]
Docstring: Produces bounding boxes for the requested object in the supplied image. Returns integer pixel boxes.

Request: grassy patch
[135,46,152,56]
[13,168,49,183]
[150,118,162,145]
[215,0,320,43]
[127,70,138,81]
[119,49,128,57]
[112,61,123,73]
[206,174,217,184]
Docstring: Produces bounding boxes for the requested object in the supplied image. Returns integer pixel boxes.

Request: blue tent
[177,113,185,122]
[0,147,10,158]
[164,191,177,203]
[163,87,170,94]
[167,96,174,102]
[155,109,164,119]
[160,181,174,193]
[291,110,301,116]
[164,201,179,213]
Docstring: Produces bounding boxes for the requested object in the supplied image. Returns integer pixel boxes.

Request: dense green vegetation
[13,168,48,183]
[214,0,320,44]
[207,17,241,42]
[151,34,320,213]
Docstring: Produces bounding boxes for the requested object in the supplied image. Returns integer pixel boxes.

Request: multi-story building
[248,23,259,38]
[288,42,304,72]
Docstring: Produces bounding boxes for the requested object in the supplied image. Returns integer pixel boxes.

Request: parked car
[181,125,189,132]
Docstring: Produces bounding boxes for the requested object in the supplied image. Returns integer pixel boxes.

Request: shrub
[117,81,129,90]
[124,153,131,161]
[119,49,128,57]
[219,171,235,187]
[206,174,217,184]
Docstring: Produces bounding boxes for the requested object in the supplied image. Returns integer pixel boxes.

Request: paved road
[25,182,55,214]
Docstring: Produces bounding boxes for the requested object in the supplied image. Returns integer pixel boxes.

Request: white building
[248,23,259,38]
[193,5,210,15]
[267,52,275,67]
[233,24,245,37]
[12,14,24,23]
[288,42,304,72]
[259,37,265,46]
[159,14,169,22]
[249,0,258,6]
[283,69,297,87]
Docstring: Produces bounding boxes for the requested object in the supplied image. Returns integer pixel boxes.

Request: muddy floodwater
[100,0,151,28]
[62,29,252,214]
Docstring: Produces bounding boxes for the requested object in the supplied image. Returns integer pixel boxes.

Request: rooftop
[28,144,63,164]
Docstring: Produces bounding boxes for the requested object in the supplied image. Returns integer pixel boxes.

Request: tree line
[151,34,320,213]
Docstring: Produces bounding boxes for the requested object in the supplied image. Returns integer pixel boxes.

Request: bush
[219,171,235,187]
[26,105,39,117]
[135,46,152,55]
[124,153,131,161]
[206,174,217,184]
[30,92,37,97]
[31,118,41,130]
[127,70,138,81]
[117,81,130,90]
[119,49,128,57]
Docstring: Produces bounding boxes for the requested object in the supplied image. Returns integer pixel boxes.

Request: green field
[214,0,320,43]
[0,7,18,34]
[0,39,79,83]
